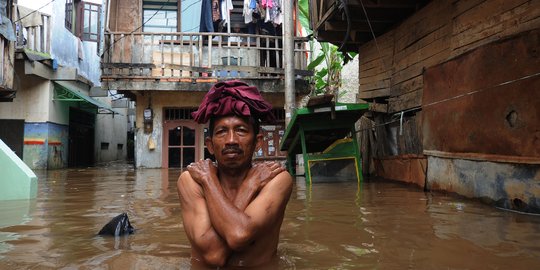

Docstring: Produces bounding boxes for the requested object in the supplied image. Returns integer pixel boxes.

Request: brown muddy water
[1,163,540,270]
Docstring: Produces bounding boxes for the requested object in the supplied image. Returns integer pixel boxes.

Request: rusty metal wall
[422,29,540,160]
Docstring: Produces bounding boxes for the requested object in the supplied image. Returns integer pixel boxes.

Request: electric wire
[13,0,56,24]
[101,0,172,57]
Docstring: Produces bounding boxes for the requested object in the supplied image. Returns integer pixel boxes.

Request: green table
[279,103,368,184]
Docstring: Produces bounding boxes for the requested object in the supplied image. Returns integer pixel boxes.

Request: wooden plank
[388,88,422,113]
[391,49,449,86]
[452,0,485,19]
[390,75,423,97]
[452,0,527,35]
[102,63,155,69]
[360,78,390,91]
[393,25,451,72]
[358,88,390,99]
[393,0,449,50]
[368,102,388,113]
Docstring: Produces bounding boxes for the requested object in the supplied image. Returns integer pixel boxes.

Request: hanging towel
[220,0,234,27]
[243,0,253,24]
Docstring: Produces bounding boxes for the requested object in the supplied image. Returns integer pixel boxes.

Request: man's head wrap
[192,80,275,124]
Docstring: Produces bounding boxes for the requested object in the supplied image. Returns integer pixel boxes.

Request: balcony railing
[101,32,310,81]
[15,13,51,55]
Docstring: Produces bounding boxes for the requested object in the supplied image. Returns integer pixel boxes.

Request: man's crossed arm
[177,160,292,267]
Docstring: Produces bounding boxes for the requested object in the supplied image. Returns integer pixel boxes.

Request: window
[65,0,74,31]
[143,1,178,33]
[101,142,109,150]
[65,0,102,42]
[81,3,101,42]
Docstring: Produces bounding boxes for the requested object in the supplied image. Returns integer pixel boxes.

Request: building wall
[22,122,68,169]
[0,64,50,122]
[108,0,141,32]
[135,91,210,168]
[357,0,540,212]
[18,0,104,86]
[94,100,128,163]
[134,90,289,168]
[359,0,540,113]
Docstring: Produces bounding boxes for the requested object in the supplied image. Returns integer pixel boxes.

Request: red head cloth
[191,80,275,124]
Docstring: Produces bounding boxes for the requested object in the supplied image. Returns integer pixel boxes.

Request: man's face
[206,116,262,169]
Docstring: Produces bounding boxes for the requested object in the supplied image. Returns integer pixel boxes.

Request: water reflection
[0,165,539,269]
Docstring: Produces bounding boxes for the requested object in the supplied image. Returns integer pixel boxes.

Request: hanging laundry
[270,0,282,25]
[243,0,253,24]
[212,0,221,22]
[200,0,215,32]
[221,0,234,27]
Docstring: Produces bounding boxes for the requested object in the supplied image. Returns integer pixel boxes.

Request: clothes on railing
[244,0,282,25]
[202,0,234,32]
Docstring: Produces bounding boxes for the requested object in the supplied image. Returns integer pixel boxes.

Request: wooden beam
[314,3,337,33]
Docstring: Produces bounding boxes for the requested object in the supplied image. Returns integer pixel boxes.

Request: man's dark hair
[208,115,261,138]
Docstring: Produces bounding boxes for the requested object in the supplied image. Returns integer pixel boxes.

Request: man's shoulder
[177,171,198,191]
[264,170,293,195]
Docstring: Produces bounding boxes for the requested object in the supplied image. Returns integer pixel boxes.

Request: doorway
[68,108,95,167]
[163,120,200,168]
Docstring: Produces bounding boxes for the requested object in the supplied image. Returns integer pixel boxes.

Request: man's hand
[244,161,286,192]
[187,159,218,186]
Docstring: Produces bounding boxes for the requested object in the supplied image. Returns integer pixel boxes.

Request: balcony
[15,13,52,57]
[101,32,312,93]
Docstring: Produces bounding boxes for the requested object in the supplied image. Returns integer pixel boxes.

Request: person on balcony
[177,80,293,267]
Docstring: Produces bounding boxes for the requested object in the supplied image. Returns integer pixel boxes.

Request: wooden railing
[15,13,51,55]
[101,32,310,80]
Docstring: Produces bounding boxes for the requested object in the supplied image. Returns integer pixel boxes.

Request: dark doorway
[167,125,196,168]
[0,119,24,158]
[68,108,95,167]
[127,131,135,162]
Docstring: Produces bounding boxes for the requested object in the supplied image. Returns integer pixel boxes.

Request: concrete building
[103,0,311,168]
[0,0,130,169]
[309,0,540,212]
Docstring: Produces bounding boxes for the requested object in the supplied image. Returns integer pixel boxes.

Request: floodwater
[1,163,540,270]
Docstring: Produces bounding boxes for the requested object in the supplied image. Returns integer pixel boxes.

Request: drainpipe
[105,0,111,31]
[283,0,295,125]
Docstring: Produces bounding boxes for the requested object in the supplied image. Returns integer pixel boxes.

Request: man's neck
[217,163,253,197]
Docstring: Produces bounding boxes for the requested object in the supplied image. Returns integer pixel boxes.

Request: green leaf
[307,53,325,70]
[298,0,312,34]
[316,68,328,78]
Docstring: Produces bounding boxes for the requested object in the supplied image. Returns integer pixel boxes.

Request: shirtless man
[177,80,293,267]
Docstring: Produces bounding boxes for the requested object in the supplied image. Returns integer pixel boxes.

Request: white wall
[18,0,104,86]
[0,67,50,122]
[94,100,128,163]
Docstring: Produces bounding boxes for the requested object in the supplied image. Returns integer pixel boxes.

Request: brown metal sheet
[422,29,540,159]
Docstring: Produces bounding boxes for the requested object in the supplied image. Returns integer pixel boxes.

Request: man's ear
[205,136,215,155]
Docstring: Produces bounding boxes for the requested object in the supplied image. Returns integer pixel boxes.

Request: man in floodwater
[177,80,293,267]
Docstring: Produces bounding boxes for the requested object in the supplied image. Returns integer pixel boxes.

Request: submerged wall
[356,0,540,212]
[23,122,69,169]
[422,29,540,212]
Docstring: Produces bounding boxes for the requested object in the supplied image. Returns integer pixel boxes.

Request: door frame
[162,120,201,169]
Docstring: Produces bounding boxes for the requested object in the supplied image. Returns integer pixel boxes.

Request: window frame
[64,0,102,43]
[65,0,74,32]
[142,0,181,33]
[79,2,101,42]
